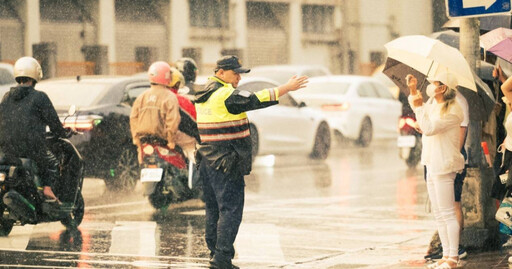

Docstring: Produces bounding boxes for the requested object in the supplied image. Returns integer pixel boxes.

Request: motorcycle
[139,136,199,209]
[397,115,422,168]
[0,106,85,236]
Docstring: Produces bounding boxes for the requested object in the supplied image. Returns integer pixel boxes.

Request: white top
[409,94,465,176]
[504,113,512,151]
[455,91,469,127]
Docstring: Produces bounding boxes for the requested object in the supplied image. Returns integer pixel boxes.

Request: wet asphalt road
[0,139,438,268]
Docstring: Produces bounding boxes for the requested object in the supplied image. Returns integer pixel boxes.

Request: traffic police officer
[195,55,308,269]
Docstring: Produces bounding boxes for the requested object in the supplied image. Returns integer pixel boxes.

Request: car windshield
[39,81,112,108]
[248,69,296,84]
[300,81,351,95]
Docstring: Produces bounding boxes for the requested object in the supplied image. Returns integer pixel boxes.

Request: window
[124,84,150,106]
[0,69,14,86]
[357,82,378,98]
[371,83,394,99]
[189,0,229,28]
[40,0,90,22]
[301,82,350,95]
[302,5,334,33]
[278,94,299,107]
[115,0,163,23]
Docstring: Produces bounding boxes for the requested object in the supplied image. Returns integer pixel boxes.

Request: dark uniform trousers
[200,158,245,261]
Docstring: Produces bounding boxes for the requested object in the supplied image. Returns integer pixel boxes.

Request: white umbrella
[385,35,477,92]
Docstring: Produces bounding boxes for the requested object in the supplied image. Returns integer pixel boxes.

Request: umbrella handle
[419,60,435,91]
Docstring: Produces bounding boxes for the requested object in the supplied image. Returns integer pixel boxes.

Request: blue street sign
[447,0,511,18]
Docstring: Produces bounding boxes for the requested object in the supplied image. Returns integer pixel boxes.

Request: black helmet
[176,57,198,84]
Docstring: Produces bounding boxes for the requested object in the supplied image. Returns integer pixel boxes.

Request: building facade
[0,0,433,77]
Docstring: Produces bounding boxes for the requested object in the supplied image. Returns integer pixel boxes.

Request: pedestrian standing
[195,55,307,269]
[407,72,464,269]
[492,75,512,201]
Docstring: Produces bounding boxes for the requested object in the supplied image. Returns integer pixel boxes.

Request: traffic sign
[446,0,511,18]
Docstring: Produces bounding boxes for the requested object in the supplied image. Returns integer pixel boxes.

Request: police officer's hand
[277,75,308,96]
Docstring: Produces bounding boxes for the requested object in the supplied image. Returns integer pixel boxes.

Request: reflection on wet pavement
[0,140,452,268]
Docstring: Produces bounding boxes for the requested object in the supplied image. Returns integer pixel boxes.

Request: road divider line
[85,201,147,211]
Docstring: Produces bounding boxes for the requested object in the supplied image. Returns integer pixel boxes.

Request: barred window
[189,0,229,28]
[302,5,334,33]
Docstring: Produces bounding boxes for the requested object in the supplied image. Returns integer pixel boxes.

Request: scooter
[139,136,198,209]
[397,115,422,168]
[0,106,85,236]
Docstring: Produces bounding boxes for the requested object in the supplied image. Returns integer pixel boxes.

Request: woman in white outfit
[407,72,465,269]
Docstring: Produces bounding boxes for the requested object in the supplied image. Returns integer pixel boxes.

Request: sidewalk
[382,250,510,269]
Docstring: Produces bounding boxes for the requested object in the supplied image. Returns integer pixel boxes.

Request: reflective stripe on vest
[196,78,250,142]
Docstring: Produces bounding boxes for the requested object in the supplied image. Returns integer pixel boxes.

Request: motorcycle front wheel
[61,192,85,228]
[149,192,172,210]
[0,217,14,236]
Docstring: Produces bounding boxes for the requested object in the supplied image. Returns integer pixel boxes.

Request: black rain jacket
[0,85,67,154]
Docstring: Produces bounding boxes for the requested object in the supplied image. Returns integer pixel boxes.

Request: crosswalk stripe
[109,221,157,256]
[235,223,285,264]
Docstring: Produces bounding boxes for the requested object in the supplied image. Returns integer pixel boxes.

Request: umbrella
[443,15,512,34]
[480,28,512,63]
[430,30,486,53]
[384,35,477,92]
[382,57,429,97]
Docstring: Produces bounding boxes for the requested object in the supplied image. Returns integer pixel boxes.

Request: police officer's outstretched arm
[225,75,308,114]
[38,92,67,138]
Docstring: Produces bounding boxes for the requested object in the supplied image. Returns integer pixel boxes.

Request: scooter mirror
[68,105,76,116]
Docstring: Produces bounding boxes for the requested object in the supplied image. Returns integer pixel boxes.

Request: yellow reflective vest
[194,76,279,175]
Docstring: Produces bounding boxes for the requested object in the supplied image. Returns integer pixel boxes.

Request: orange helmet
[148,61,172,86]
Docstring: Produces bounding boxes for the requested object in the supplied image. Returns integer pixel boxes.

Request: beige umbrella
[385,35,477,92]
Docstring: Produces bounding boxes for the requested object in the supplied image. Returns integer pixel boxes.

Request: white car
[0,63,15,98]
[246,64,331,84]
[195,76,331,159]
[291,75,402,147]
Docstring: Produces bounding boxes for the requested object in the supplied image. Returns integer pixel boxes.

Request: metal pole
[459,17,499,249]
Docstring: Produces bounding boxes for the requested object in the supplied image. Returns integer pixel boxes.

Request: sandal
[426,259,445,269]
[436,258,462,269]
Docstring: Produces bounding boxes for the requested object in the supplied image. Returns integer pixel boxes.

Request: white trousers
[426,171,459,257]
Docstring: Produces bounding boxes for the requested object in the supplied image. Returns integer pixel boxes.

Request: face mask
[426,84,436,97]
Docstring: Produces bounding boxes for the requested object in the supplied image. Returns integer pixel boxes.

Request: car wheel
[310,122,331,160]
[0,216,14,236]
[61,192,84,228]
[356,118,372,147]
[249,124,259,159]
[105,146,139,191]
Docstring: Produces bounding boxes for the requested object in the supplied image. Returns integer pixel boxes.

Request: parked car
[291,75,402,147]
[195,76,331,159]
[0,63,15,97]
[37,76,151,191]
[246,65,331,84]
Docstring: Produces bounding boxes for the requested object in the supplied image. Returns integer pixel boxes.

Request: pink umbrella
[480,27,512,63]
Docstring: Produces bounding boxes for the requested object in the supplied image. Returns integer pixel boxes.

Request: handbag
[496,193,512,228]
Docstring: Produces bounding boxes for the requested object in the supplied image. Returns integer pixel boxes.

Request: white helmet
[13,56,43,83]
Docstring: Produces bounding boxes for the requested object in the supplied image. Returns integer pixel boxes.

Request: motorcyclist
[0,56,68,202]
[130,61,181,163]
[168,67,200,161]
[175,57,198,95]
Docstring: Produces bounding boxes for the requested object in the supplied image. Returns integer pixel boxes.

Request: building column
[98,0,116,63]
[170,0,189,61]
[24,0,41,56]
[233,0,247,62]
[289,1,302,64]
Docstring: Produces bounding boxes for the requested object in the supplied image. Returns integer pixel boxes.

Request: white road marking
[109,221,157,256]
[0,225,34,250]
[85,201,147,211]
[235,223,286,264]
